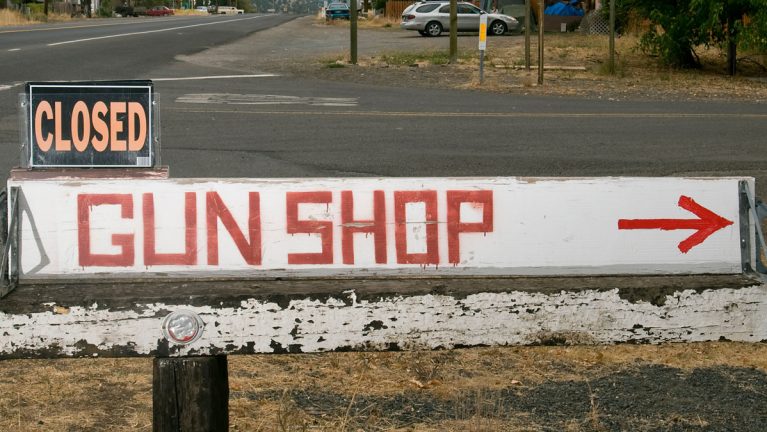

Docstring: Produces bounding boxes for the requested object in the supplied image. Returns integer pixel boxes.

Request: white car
[401,1,519,37]
[216,5,244,14]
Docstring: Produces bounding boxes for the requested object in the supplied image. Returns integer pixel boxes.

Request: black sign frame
[24,81,157,168]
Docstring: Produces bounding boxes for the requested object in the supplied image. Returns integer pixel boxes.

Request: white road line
[152,74,279,81]
[8,48,21,52]
[176,93,358,106]
[48,15,267,46]
[0,82,23,91]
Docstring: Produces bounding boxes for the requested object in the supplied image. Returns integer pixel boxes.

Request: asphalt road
[1,15,766,195]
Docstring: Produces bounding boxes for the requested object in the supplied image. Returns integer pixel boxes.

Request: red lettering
[286,192,333,265]
[341,191,386,265]
[394,191,439,265]
[446,190,493,265]
[143,192,197,266]
[206,192,262,265]
[77,194,134,267]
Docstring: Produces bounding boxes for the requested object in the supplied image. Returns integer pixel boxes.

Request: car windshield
[328,3,349,9]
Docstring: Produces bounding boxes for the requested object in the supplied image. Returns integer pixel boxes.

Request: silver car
[401,1,519,37]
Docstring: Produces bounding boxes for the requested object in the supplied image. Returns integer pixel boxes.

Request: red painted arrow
[618,196,733,253]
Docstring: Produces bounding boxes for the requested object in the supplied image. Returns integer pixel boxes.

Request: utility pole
[524,0,531,70]
[537,0,543,85]
[449,0,457,63]
[350,0,357,64]
[608,0,615,74]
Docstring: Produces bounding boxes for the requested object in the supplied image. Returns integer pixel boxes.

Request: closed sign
[25,81,155,168]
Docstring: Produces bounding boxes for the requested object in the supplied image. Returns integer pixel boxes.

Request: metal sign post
[479,13,488,84]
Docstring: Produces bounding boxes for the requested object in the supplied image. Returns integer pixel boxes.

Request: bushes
[614,0,767,71]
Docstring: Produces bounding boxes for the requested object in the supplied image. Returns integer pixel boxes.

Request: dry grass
[173,9,209,16]
[0,9,75,26]
[0,9,34,26]
[477,34,767,100]
[332,30,767,101]
[317,12,401,30]
[1,342,765,431]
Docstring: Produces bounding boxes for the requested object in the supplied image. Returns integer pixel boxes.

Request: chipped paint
[1,283,765,358]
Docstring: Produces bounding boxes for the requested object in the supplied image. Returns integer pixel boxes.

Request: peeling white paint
[2,284,766,358]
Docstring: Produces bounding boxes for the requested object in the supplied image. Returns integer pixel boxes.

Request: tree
[626,0,767,73]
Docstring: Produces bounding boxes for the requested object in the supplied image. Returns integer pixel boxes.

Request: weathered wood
[9,167,169,180]
[0,274,765,359]
[153,356,228,432]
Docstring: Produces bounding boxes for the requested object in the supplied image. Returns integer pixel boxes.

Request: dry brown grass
[0,9,75,26]
[173,9,209,16]
[0,9,33,26]
[1,342,766,431]
[317,12,401,30]
[461,34,767,100]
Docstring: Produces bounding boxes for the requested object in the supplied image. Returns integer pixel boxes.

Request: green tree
[626,0,767,73]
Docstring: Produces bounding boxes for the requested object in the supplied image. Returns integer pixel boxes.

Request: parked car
[216,5,244,14]
[114,4,146,16]
[147,5,174,16]
[401,1,519,37]
[325,2,350,20]
[195,5,209,13]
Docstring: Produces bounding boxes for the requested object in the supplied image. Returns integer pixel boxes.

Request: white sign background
[8,177,752,279]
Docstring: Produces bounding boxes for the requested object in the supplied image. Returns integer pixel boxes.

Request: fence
[385,0,410,18]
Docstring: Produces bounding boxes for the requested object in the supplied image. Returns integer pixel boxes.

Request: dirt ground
[2,16,767,432]
[179,15,767,103]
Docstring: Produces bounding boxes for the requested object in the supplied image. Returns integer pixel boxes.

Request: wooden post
[350,0,358,64]
[608,0,615,74]
[153,356,229,432]
[449,0,458,63]
[524,0,531,70]
[537,0,544,85]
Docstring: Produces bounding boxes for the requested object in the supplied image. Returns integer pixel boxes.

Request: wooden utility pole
[524,0,531,70]
[608,0,615,74]
[153,356,229,432]
[537,0,543,84]
[449,0,457,63]
[350,0,358,64]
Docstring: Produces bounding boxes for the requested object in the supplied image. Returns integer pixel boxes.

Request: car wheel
[425,21,442,37]
[490,20,507,36]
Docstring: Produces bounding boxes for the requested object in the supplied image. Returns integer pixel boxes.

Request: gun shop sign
[5,177,749,279]
[25,81,154,168]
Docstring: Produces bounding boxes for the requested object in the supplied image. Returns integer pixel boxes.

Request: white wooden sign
[7,177,753,279]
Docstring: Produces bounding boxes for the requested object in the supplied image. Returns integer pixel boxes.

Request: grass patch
[0,9,31,26]
[0,9,75,25]
[173,9,209,16]
[380,50,473,66]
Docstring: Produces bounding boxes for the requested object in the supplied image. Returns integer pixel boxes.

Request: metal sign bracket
[1,187,20,298]
[739,181,767,274]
